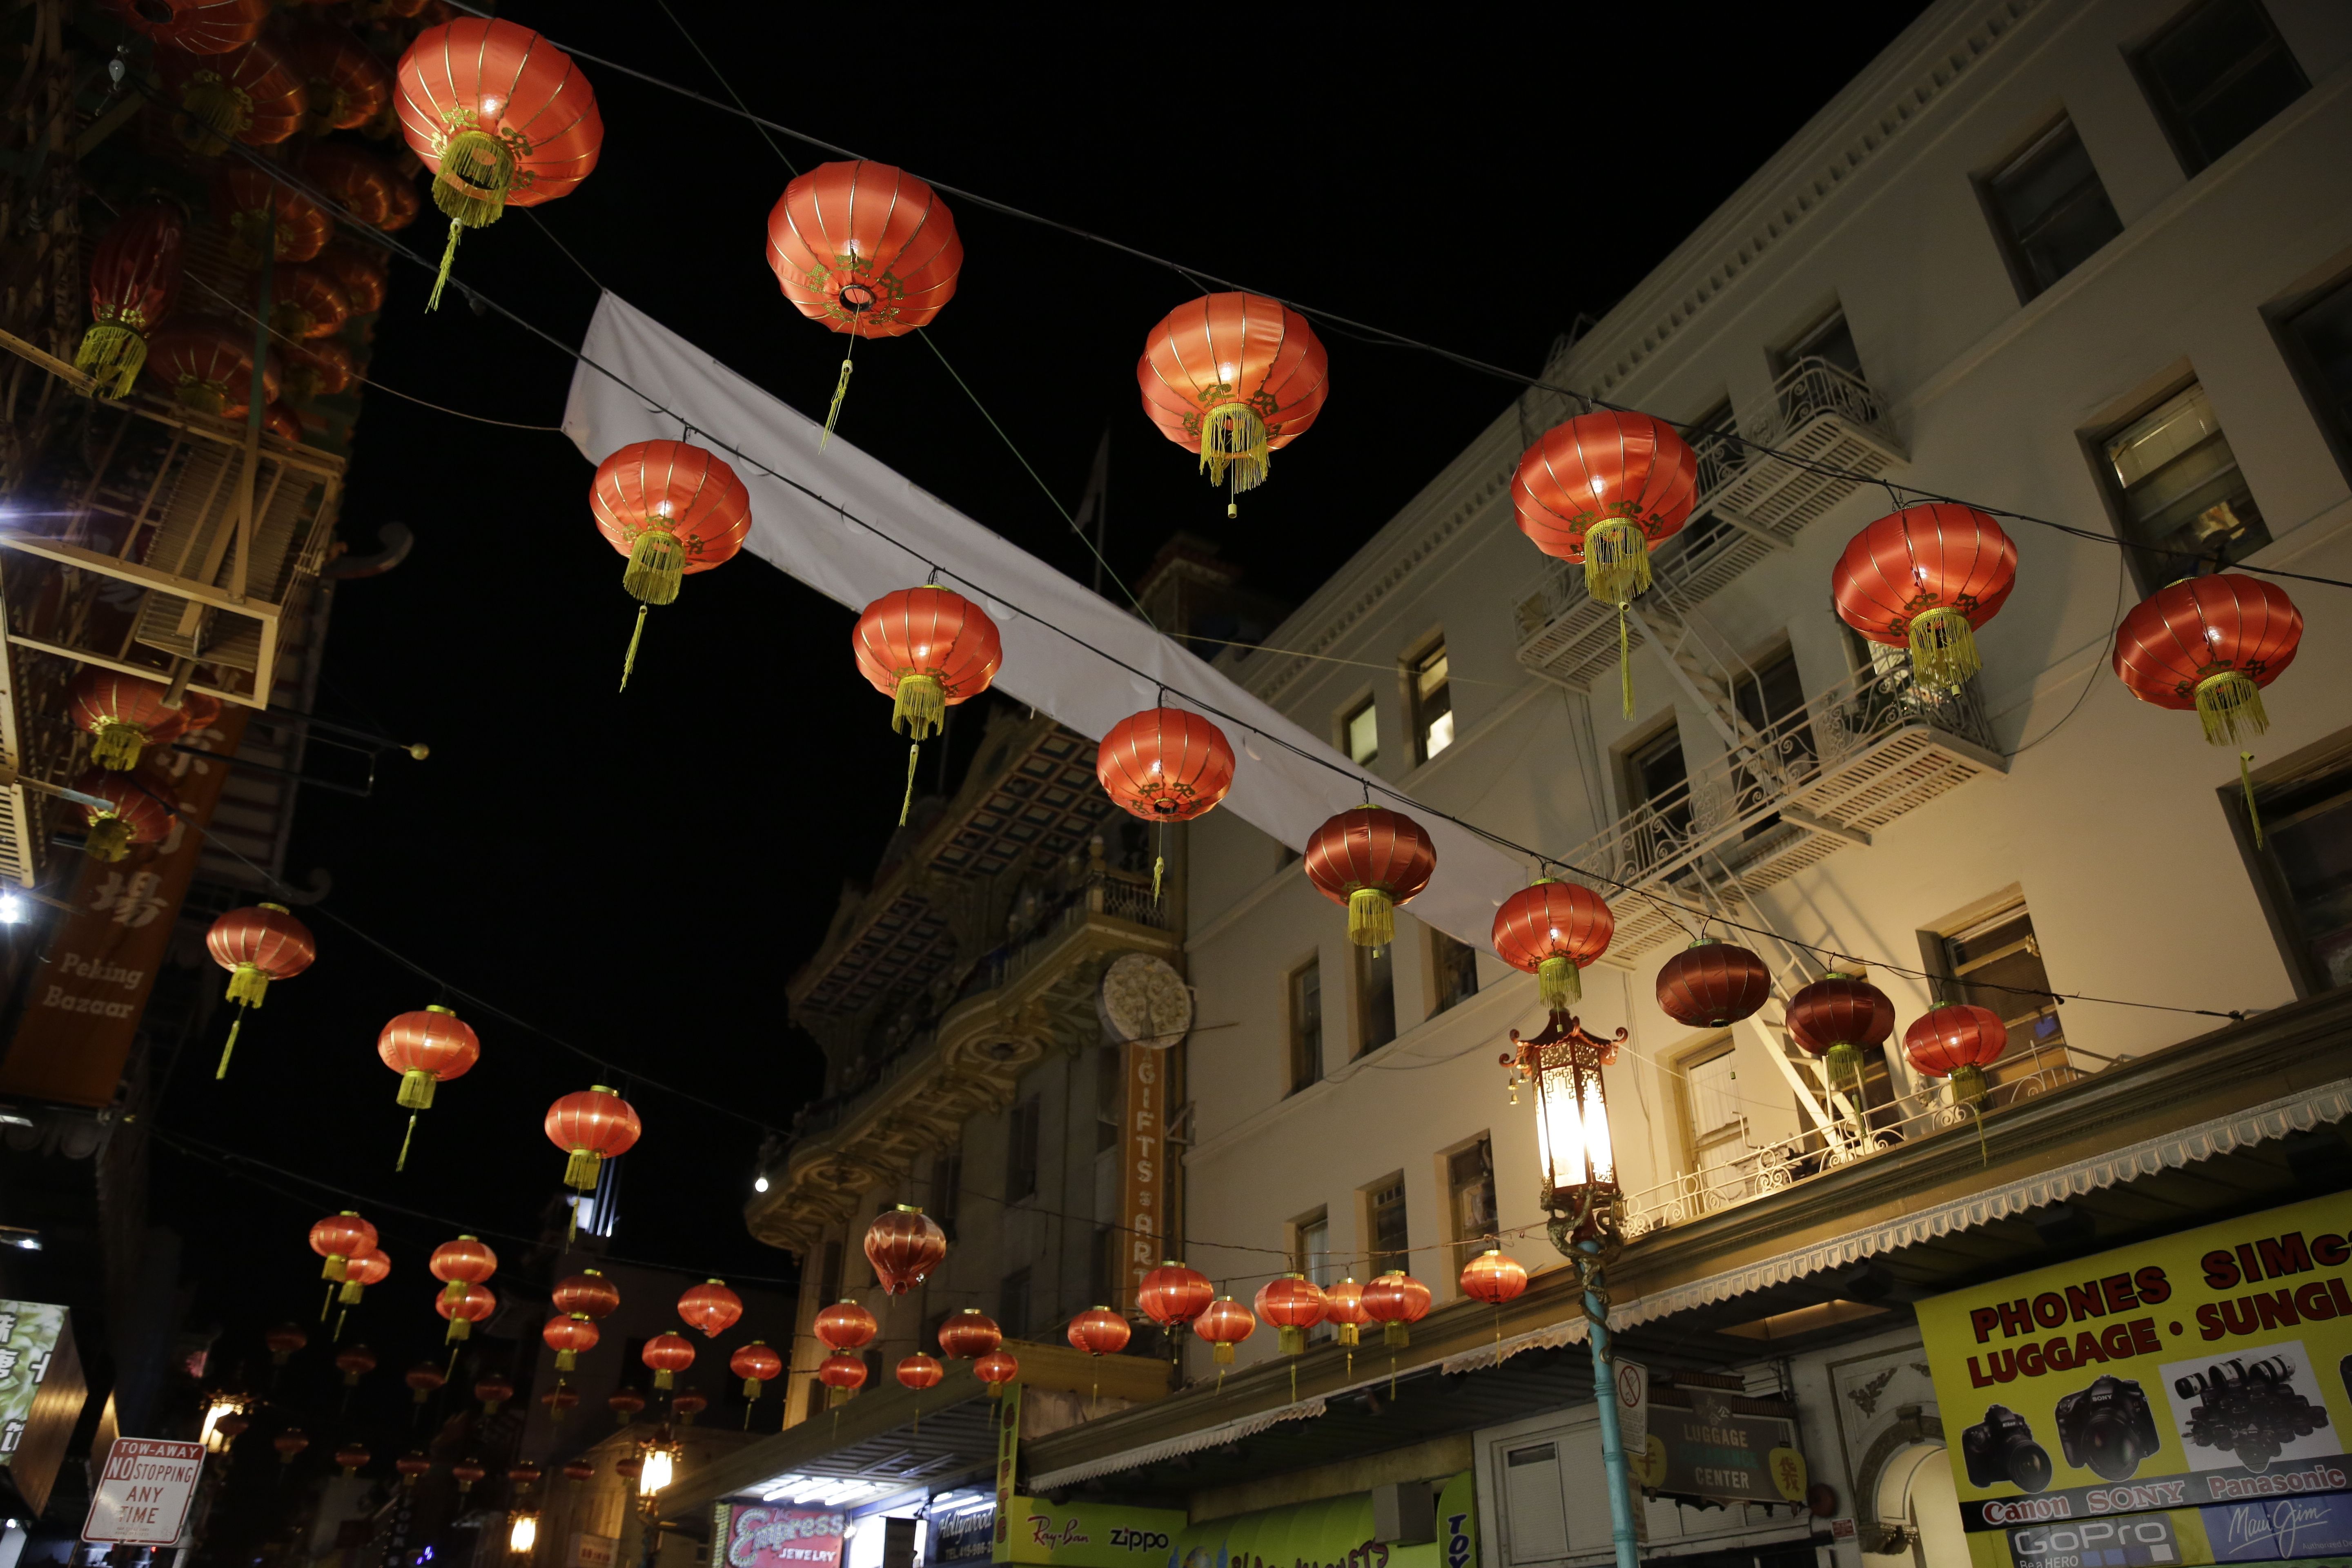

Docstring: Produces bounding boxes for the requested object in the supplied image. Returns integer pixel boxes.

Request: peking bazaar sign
[714,1503,846,1568]
[1917,1190,2352,1568]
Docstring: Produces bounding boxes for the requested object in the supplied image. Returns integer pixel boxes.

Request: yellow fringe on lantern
[564,1148,602,1192]
[900,742,920,827]
[822,357,853,449]
[1347,887,1394,950]
[1949,1062,1988,1105]
[397,1069,437,1111]
[1617,605,1634,720]
[1537,953,1581,1009]
[557,1349,577,1372]
[2241,752,2266,849]
[427,129,514,312]
[179,377,229,418]
[1582,519,1652,608]
[1277,1325,1305,1356]
[1336,1322,1360,1348]
[216,1012,244,1078]
[1212,1342,1234,1365]
[227,964,271,1008]
[86,817,133,862]
[396,1111,418,1172]
[446,1316,470,1343]
[173,74,247,156]
[2196,668,2268,747]
[1198,404,1270,492]
[619,604,650,693]
[339,1278,365,1306]
[440,1279,468,1308]
[654,1369,674,1391]
[624,531,686,607]
[1383,1321,1408,1349]
[1907,606,1980,693]
[893,673,947,740]
[322,1255,347,1283]
[75,323,146,400]
[1826,1042,1866,1119]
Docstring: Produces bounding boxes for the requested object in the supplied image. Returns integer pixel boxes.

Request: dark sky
[151,2,1936,1409]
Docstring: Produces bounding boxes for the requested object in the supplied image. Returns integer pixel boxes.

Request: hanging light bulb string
[189,130,2270,1028]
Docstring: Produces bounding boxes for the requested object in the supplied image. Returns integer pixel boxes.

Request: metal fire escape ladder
[1677,855,1853,1143]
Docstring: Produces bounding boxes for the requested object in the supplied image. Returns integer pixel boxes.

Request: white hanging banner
[561,293,1526,952]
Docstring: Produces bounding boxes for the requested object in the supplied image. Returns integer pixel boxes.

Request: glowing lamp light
[753,1175,769,1193]
[508,1516,537,1555]
[1503,1010,1626,1237]
[638,1446,673,1497]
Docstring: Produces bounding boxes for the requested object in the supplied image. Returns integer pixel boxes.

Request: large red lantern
[214,164,330,262]
[814,1300,878,1353]
[816,1350,867,1407]
[731,1341,782,1400]
[1192,1297,1255,1366]
[1904,1003,2009,1105]
[264,1324,307,1367]
[764,160,962,439]
[1304,805,1436,949]
[1833,504,2019,693]
[394,17,601,307]
[678,1279,742,1338]
[1067,1308,1131,1358]
[434,1283,495,1343]
[543,1313,598,1372]
[1138,1262,1212,1330]
[77,202,185,398]
[159,37,303,155]
[1459,1249,1528,1305]
[1098,707,1237,900]
[852,587,1003,823]
[545,1086,641,1192]
[1655,940,1772,1028]
[973,1349,1020,1399]
[429,1237,497,1307]
[554,1270,620,1319]
[309,1212,376,1282]
[1138,293,1330,517]
[937,1308,1001,1360]
[672,1390,710,1424]
[142,317,279,419]
[1252,1276,1325,1357]
[204,902,313,1076]
[1786,971,1896,1107]
[2113,573,2303,843]
[1492,880,1614,1009]
[1514,411,1700,713]
[286,25,390,134]
[1360,1271,1431,1348]
[562,1459,596,1483]
[338,1248,388,1308]
[74,767,173,863]
[589,440,753,689]
[102,0,265,55]
[865,1205,947,1295]
[378,1007,479,1170]
[641,1333,694,1391]
[896,1353,944,1392]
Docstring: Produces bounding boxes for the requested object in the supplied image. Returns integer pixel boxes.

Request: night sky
[146,3,1937,1429]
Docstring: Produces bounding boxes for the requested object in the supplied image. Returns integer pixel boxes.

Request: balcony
[1563,660,2004,962]
[1515,358,1904,690]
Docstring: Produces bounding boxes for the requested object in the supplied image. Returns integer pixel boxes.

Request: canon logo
[1981,1496,2073,1526]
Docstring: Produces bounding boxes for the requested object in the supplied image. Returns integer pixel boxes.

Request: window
[2240,747,2352,994]
[1446,1138,1496,1248]
[1089,1226,1118,1308]
[1355,941,1396,1057]
[1366,1177,1409,1275]
[816,1239,843,1305]
[1626,722,1693,870]
[999,1268,1031,1338]
[1679,1042,1753,1204]
[1731,649,1820,840]
[1982,119,2124,302]
[2277,274,2352,480]
[1410,642,1453,763]
[1288,959,1323,1093]
[1006,1098,1040,1204]
[2133,0,2307,176]
[931,1149,962,1242]
[1430,928,1480,1015]
[2099,383,2268,591]
[1343,697,1379,767]
[1936,901,2075,1105]
[1293,1210,1335,1287]
[1773,311,1864,382]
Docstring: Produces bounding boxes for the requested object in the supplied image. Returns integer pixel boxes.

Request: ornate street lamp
[508,1514,539,1557]
[1506,1009,1638,1568]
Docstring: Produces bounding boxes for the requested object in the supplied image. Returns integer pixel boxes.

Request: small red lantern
[396,1452,432,1486]
[1904,1003,2009,1105]
[334,1443,369,1477]
[435,1284,495,1343]
[309,1212,375,1282]
[1833,504,2019,695]
[205,904,315,1069]
[896,1353,944,1392]
[555,1271,621,1319]
[334,1345,375,1387]
[1786,971,1897,1106]
[731,1341,783,1400]
[339,1248,388,1308]
[543,1384,581,1423]
[815,1300,878,1352]
[546,1086,642,1194]
[159,36,303,155]
[1139,1262,1213,1329]
[474,1374,514,1415]
[74,766,174,864]
[1067,1307,1131,1358]
[212,1411,250,1444]
[214,164,330,263]
[508,1461,542,1489]
[613,1457,644,1485]
[1492,880,1615,1009]
[429,1237,497,1308]
[451,1459,485,1499]
[1361,1272,1431,1348]
[302,145,403,235]
[403,1363,445,1405]
[274,1428,310,1466]
[286,24,390,134]
[563,1459,597,1483]
[1303,805,1437,950]
[865,1205,947,1295]
[394,17,604,309]
[1098,708,1238,899]
[285,339,356,402]
[1192,1297,1256,1365]
[543,1313,599,1371]
[1324,1278,1370,1348]
[937,1308,1001,1360]
[70,670,186,772]
[973,1349,1020,1399]
[265,1323,306,1365]
[608,1389,645,1426]
[1460,1249,1529,1305]
[641,1333,695,1391]
[589,441,753,689]
[1137,292,1330,517]
[141,316,279,419]
[101,0,266,56]
[817,1349,867,1407]
[678,1278,743,1338]
[381,1007,480,1169]
[1656,940,1773,1029]
[853,587,1003,824]
[672,1390,709,1424]
[269,263,349,343]
[1253,1275,1326,1356]
[76,201,185,398]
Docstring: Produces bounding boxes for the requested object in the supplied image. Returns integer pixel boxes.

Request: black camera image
[2176,1356,2326,1473]
[2056,1374,2162,1480]
[1963,1403,2054,1492]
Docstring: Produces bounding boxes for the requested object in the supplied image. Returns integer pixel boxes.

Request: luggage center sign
[1917,1191,2352,1568]
[83,1438,203,1545]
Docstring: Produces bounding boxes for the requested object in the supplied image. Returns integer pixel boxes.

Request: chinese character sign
[0,1301,83,1515]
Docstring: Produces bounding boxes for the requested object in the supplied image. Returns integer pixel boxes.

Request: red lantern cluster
[309,1212,375,1283]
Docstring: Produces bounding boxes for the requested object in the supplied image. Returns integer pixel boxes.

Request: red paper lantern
[450,1459,485,1498]
[394,17,602,307]
[545,1086,641,1192]
[672,1390,709,1423]
[508,1461,542,1488]
[544,1384,580,1423]
[816,1349,867,1406]
[261,404,302,445]
[263,1323,306,1365]
[310,1212,376,1282]
[1323,1278,1370,1347]
[1492,880,1615,1009]
[212,1412,250,1443]
[403,1363,444,1404]
[1303,805,1436,949]
[1904,1003,2009,1104]
[896,1353,944,1392]
[474,1374,514,1415]
[865,1205,947,1295]
[973,1349,1020,1399]
[102,0,266,55]
[301,143,402,234]
[678,1278,742,1338]
[270,263,350,342]
[641,1333,694,1391]
[852,587,1003,823]
[1252,1275,1326,1356]
[430,1237,497,1304]
[554,1270,621,1319]
[70,670,185,772]
[765,160,962,438]
[613,1457,644,1484]
[814,1300,878,1352]
[563,1459,596,1482]
[1360,1271,1431,1348]
[543,1313,599,1372]
[1138,1262,1212,1329]
[435,1283,495,1344]
[1655,940,1772,1029]
[1459,1249,1528,1305]
[311,237,388,313]
[205,903,312,1071]
[1138,293,1330,516]
[74,767,174,863]
[142,317,280,418]
[590,440,753,689]
[333,1345,375,1387]
[1099,707,1236,899]
[937,1308,1001,1360]
[379,1007,479,1168]
[274,1428,310,1466]
[731,1341,782,1399]
[214,164,330,262]
[334,1443,370,1477]
[284,339,356,403]
[160,37,303,154]
[1786,971,1896,1105]
[1192,1297,1255,1365]
[396,1451,432,1484]
[338,1248,388,1307]
[607,1389,645,1425]
[286,25,390,134]
[1833,504,2019,693]
[1067,1307,1131,1358]
[77,202,185,398]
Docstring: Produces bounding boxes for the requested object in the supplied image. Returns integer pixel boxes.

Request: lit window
[1343,698,1378,766]
[1982,119,2123,302]
[2100,383,2268,592]
[1410,643,1453,763]
[2133,0,2307,176]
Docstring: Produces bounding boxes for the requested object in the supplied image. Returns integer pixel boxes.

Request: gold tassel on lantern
[445,1315,470,1344]
[1537,953,1582,1009]
[338,1278,367,1306]
[2195,668,2267,746]
[1581,519,1652,608]
[893,674,946,827]
[1198,403,1270,518]
[75,323,146,400]
[172,74,248,156]
[227,963,272,1009]
[1347,887,1394,950]
[1826,1042,1866,1121]
[654,1368,674,1391]
[624,530,686,606]
[95,721,154,774]
[1948,1062,1988,1105]
[86,817,133,862]
[1277,1325,1305,1356]
[1906,606,1980,693]
[564,1149,602,1192]
[428,126,516,312]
